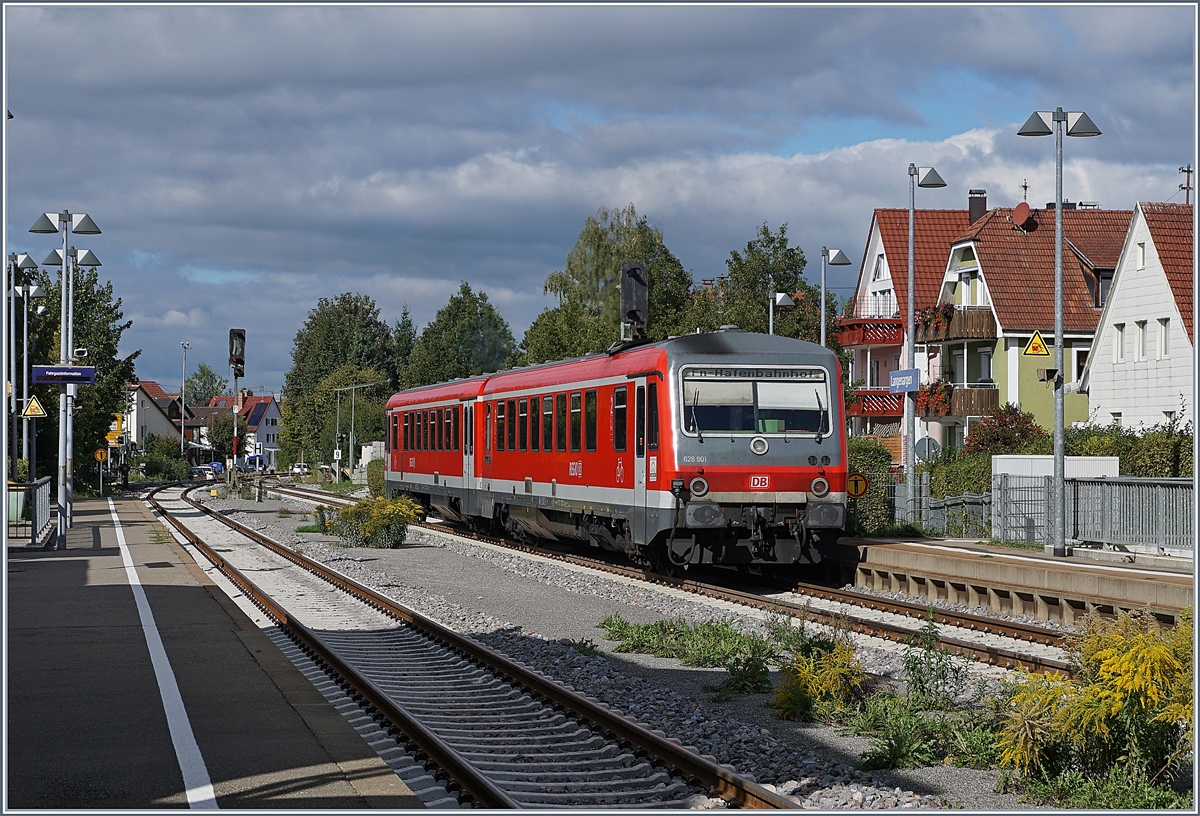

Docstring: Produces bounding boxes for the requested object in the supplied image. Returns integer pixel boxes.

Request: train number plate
[749,475,770,490]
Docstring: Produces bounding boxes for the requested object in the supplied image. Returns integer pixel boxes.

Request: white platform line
[108,498,219,809]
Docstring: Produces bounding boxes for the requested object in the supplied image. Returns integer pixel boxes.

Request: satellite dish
[1013,201,1032,228]
[915,437,941,462]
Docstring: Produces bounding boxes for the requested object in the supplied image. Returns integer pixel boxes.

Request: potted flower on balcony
[915,378,954,416]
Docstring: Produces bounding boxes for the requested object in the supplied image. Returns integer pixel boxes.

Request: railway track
[149,485,793,809]
[262,482,1073,675]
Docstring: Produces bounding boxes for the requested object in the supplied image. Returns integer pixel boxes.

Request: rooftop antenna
[1021,178,1029,202]
[1180,164,1193,206]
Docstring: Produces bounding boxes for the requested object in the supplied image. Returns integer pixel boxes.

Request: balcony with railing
[915,380,999,419]
[846,388,904,417]
[837,294,904,347]
[914,305,997,343]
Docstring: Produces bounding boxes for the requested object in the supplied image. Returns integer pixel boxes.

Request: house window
[1159,318,1170,358]
[1164,411,1176,422]
[1111,412,1122,427]
[1137,242,1146,270]
[1096,272,1113,308]
[1114,324,1125,362]
[980,349,993,382]
[1075,348,1090,382]
[1135,321,1147,361]
[871,254,886,281]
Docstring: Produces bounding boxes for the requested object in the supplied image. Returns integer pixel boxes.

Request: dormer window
[1095,271,1113,308]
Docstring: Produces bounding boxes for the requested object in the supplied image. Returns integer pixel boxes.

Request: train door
[633,382,648,543]
[462,401,475,516]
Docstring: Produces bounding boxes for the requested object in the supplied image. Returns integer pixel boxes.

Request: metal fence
[990,474,1194,555]
[6,477,53,547]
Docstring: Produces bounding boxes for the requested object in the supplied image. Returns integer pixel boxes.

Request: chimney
[968,189,987,224]
[1045,200,1077,210]
[701,277,714,290]
[236,388,252,412]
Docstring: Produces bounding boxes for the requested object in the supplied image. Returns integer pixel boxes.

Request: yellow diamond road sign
[22,396,47,418]
[1023,330,1052,357]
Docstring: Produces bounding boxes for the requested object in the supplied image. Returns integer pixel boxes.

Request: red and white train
[384,328,847,570]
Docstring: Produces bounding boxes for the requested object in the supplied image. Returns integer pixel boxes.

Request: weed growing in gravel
[1015,767,1193,809]
[902,609,966,709]
[598,614,776,669]
[330,496,421,548]
[772,642,865,722]
[568,638,601,656]
[295,524,323,533]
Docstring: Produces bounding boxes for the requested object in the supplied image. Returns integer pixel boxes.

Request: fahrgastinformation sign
[33,365,96,384]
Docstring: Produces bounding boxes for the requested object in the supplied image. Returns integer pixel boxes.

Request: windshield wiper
[690,390,704,442]
[815,392,827,438]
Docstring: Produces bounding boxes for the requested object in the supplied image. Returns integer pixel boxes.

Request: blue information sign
[888,368,920,394]
[33,365,96,385]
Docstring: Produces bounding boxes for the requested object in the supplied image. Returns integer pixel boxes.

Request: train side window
[545,396,556,451]
[570,392,582,452]
[648,382,659,451]
[425,411,431,451]
[445,408,452,451]
[555,393,567,452]
[529,396,540,451]
[613,387,627,452]
[417,411,423,451]
[402,413,408,451]
[465,406,473,455]
[453,406,460,451]
[507,398,517,451]
[518,399,528,451]
[437,408,444,451]
[415,412,421,451]
[635,385,646,458]
[485,403,491,452]
[584,390,597,452]
[496,401,506,451]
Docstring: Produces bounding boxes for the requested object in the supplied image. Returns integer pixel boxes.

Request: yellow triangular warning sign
[22,396,47,418]
[1023,330,1052,357]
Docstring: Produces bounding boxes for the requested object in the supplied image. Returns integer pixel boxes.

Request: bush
[927,450,991,499]
[139,452,188,481]
[962,403,1048,456]
[367,458,386,497]
[846,437,893,535]
[330,496,421,548]
[996,608,1193,784]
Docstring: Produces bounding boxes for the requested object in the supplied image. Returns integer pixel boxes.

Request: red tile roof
[1140,203,1194,344]
[137,380,173,400]
[870,209,973,316]
[956,207,1133,334]
[208,394,277,429]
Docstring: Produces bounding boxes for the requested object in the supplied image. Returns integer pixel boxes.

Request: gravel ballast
[196,492,1028,810]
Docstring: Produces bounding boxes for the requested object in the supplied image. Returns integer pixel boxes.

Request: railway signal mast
[229,328,246,482]
[619,262,648,341]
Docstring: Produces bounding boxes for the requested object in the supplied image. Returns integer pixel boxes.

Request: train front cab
[653,333,848,569]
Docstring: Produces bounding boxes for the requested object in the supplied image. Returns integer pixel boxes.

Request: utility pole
[1180,164,1193,206]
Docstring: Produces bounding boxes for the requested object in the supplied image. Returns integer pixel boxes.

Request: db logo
[749,475,770,490]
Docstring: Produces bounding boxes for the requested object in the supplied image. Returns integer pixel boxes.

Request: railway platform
[5,495,423,809]
[833,536,1193,625]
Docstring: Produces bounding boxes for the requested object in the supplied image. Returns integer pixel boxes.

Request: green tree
[279,365,390,468]
[184,362,229,405]
[283,293,397,402]
[715,222,818,338]
[393,305,417,386]
[514,204,694,365]
[29,263,139,487]
[404,283,513,387]
[963,403,1049,456]
[207,412,249,460]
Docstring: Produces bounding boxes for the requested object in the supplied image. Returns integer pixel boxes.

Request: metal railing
[991,474,1193,555]
[6,477,53,547]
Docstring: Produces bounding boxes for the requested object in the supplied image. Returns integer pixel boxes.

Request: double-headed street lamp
[180,342,191,460]
[30,211,101,549]
[906,163,947,522]
[768,292,793,336]
[7,252,38,475]
[819,247,851,347]
[1018,107,1101,557]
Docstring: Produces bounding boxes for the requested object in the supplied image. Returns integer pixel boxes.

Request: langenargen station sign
[33,366,96,385]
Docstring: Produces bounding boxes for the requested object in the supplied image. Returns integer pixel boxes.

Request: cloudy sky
[3,4,1195,397]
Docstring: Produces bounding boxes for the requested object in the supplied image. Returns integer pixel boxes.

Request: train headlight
[749,436,769,455]
[689,477,709,497]
[810,477,830,498]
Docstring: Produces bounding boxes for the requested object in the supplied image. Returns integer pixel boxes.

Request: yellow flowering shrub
[331,495,421,548]
[772,642,865,721]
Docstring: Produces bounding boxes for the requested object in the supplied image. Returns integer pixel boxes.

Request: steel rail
[265,482,1073,675]
[146,487,521,809]
[163,485,796,809]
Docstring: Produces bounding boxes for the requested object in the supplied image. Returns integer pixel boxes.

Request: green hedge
[847,437,893,535]
[367,458,385,497]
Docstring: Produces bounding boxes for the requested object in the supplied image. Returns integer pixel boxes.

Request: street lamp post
[334,380,387,481]
[768,292,794,335]
[180,342,190,461]
[7,253,38,476]
[30,211,100,549]
[906,164,946,523]
[1018,107,1101,557]
[22,282,47,472]
[819,247,851,347]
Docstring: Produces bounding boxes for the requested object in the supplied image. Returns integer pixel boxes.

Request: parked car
[290,462,311,477]
[207,461,224,475]
[189,466,216,481]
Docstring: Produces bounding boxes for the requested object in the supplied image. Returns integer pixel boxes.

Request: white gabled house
[1080,202,1193,427]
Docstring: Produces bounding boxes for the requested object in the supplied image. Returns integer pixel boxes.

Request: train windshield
[681,368,830,436]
